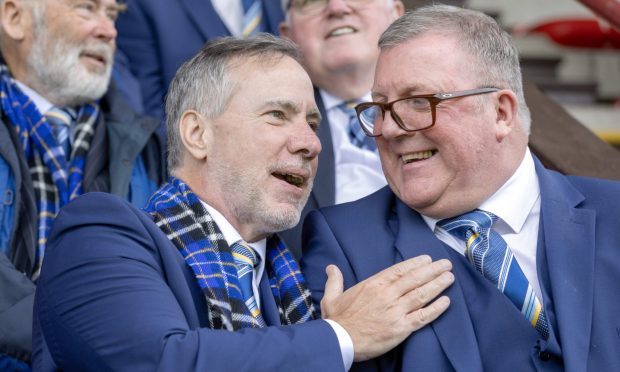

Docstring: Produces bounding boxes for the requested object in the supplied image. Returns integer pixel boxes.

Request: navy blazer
[302,157,620,371]
[116,0,285,119]
[32,193,343,371]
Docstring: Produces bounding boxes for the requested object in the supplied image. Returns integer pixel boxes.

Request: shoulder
[315,186,395,223]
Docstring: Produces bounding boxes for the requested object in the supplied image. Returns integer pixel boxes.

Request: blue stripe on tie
[231,240,266,327]
[438,209,550,339]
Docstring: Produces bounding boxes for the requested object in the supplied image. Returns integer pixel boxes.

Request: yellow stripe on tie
[531,303,542,327]
[243,16,261,37]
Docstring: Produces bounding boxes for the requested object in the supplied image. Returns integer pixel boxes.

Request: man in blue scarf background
[0,0,165,369]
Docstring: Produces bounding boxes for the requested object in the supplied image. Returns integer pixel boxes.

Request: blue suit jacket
[302,158,620,371]
[32,193,343,371]
[116,0,285,119]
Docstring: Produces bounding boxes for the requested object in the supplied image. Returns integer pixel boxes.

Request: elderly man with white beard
[0,0,165,369]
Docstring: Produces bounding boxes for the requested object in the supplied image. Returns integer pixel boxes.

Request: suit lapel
[536,161,594,372]
[258,273,282,326]
[312,89,335,208]
[179,0,231,40]
[393,200,484,372]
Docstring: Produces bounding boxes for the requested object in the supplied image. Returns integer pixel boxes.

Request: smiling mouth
[273,172,305,187]
[327,26,356,38]
[401,150,437,164]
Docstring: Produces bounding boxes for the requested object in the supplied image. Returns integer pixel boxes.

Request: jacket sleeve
[0,252,35,363]
[34,193,344,372]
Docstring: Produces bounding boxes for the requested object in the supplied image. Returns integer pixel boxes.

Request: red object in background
[522,18,620,49]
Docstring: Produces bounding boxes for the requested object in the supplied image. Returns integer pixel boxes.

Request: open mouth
[273,172,305,187]
[401,150,437,164]
[327,26,356,38]
[82,52,107,66]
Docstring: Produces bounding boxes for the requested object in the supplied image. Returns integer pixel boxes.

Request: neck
[311,63,375,101]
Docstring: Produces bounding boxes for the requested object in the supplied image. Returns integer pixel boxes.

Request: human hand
[321,255,453,361]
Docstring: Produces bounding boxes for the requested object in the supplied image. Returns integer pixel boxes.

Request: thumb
[322,264,344,305]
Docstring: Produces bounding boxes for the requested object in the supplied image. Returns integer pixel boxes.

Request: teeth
[402,151,434,164]
[329,27,355,37]
[285,174,304,186]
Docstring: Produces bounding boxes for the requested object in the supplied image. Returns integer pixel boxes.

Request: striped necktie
[241,0,265,37]
[231,240,267,327]
[45,107,75,158]
[438,209,550,339]
[337,101,377,152]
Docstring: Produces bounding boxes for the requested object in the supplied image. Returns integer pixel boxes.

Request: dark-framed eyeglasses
[354,87,500,137]
[288,0,376,16]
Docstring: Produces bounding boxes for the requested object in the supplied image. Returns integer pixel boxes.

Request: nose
[378,109,414,140]
[288,121,322,160]
[94,13,117,43]
[325,0,352,15]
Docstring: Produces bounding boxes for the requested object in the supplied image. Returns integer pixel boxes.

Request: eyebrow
[262,99,322,122]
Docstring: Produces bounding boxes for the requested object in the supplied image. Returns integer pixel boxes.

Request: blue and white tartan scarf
[0,64,99,278]
[144,177,316,330]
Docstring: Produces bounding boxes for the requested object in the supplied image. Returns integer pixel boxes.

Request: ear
[494,89,519,142]
[392,1,405,20]
[279,20,290,39]
[1,0,30,41]
[178,110,211,163]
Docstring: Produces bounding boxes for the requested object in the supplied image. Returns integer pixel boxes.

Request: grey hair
[379,5,531,134]
[165,33,302,171]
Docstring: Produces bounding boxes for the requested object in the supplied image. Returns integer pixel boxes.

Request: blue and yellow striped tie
[438,210,549,339]
[231,240,266,327]
[45,106,75,158]
[241,0,265,37]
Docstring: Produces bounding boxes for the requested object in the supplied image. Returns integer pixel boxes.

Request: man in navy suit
[302,5,620,371]
[278,0,404,254]
[116,0,285,120]
[33,35,454,371]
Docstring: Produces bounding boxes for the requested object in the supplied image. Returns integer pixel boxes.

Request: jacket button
[539,351,551,361]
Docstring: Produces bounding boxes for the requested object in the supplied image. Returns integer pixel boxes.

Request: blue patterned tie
[241,0,265,37]
[337,101,377,152]
[231,240,267,327]
[45,107,75,158]
[438,210,549,338]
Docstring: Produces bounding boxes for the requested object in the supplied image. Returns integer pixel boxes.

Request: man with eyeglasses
[278,0,404,256]
[302,5,620,371]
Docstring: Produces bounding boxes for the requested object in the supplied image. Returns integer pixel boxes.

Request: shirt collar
[15,80,53,114]
[423,147,539,234]
[200,200,267,263]
[319,89,372,112]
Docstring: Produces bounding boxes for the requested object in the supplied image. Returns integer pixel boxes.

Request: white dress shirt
[211,0,244,37]
[201,201,354,370]
[320,89,387,204]
[422,148,544,303]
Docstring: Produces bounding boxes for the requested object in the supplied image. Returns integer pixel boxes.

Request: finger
[321,264,344,306]
[371,255,433,282]
[389,258,452,296]
[407,295,451,331]
[400,271,454,311]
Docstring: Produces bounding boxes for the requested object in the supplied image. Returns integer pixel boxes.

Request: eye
[76,0,97,13]
[265,110,287,123]
[307,120,320,133]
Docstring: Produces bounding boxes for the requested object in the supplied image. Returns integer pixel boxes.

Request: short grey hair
[379,5,531,133]
[165,33,302,171]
